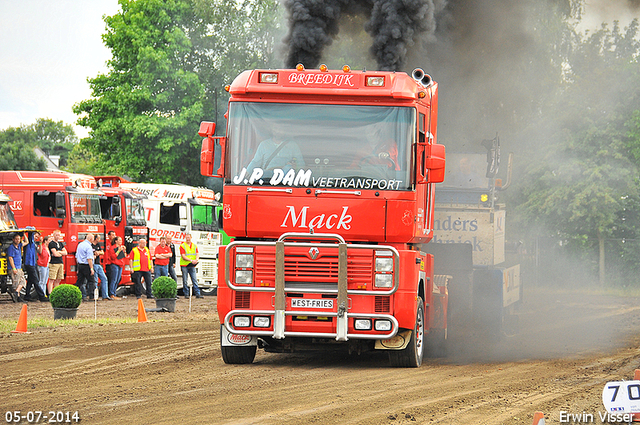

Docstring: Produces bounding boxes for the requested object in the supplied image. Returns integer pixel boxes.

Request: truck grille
[199,259,218,281]
[235,291,250,308]
[254,248,372,286]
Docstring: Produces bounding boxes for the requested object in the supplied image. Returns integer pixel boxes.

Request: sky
[0,0,120,139]
[0,0,638,140]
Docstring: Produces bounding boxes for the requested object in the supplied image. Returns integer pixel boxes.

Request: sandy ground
[1,287,640,424]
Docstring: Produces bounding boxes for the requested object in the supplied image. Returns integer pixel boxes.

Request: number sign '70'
[602,381,640,414]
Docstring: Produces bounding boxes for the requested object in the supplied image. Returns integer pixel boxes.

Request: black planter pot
[53,307,78,320]
[155,298,176,312]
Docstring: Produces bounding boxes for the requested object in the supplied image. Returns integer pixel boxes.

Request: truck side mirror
[425,143,446,183]
[217,208,224,231]
[179,204,187,229]
[199,121,225,178]
[55,192,66,218]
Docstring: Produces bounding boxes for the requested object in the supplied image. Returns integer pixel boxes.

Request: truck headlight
[354,319,372,330]
[375,257,393,272]
[374,273,393,288]
[233,316,251,327]
[375,320,392,331]
[235,270,253,284]
[236,254,254,269]
[253,316,271,328]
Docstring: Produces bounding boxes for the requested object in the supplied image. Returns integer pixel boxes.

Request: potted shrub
[49,284,82,320]
[152,276,178,312]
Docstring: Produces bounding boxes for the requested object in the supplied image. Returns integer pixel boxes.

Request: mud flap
[375,330,412,350]
[221,326,258,347]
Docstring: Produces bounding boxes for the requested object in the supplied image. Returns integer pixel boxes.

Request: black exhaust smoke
[284,0,445,71]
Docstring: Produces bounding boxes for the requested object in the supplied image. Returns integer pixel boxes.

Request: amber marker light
[319,64,328,72]
[366,76,385,87]
[224,85,230,92]
[342,65,351,73]
[296,63,305,71]
[418,91,426,98]
[259,72,278,83]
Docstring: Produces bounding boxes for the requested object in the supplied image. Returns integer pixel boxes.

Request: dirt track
[1,288,640,424]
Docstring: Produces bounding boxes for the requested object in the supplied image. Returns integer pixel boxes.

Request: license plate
[291,298,334,309]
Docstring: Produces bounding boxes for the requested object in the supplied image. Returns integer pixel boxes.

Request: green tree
[515,19,640,285]
[27,118,78,167]
[0,118,77,171]
[74,0,283,185]
[0,127,47,171]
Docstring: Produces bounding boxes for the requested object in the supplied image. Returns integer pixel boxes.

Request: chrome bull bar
[224,232,400,342]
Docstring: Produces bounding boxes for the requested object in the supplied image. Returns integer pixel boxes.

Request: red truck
[200,66,446,366]
[96,176,149,291]
[0,171,105,287]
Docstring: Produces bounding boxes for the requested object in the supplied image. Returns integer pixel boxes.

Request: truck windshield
[191,204,219,232]
[227,102,415,191]
[70,194,102,224]
[0,203,18,231]
[126,198,146,226]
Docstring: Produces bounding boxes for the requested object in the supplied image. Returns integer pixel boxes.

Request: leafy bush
[49,284,82,308]
[152,276,177,299]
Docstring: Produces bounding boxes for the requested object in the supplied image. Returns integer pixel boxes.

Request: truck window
[125,198,146,226]
[69,194,102,224]
[100,197,119,220]
[0,203,18,230]
[227,102,415,191]
[34,191,63,218]
[159,203,181,226]
[191,204,219,232]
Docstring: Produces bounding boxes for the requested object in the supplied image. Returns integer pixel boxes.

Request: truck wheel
[389,297,424,367]
[220,326,257,364]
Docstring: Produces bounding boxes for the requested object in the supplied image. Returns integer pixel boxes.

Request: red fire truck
[0,171,105,286]
[199,66,446,366]
[96,176,149,290]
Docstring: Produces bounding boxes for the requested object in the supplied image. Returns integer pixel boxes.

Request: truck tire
[389,297,424,368]
[220,326,257,364]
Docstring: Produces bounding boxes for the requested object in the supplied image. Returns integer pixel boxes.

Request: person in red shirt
[108,236,127,299]
[128,238,154,299]
[153,236,173,278]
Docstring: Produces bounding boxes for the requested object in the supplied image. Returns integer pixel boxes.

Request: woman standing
[108,236,127,299]
[37,234,52,297]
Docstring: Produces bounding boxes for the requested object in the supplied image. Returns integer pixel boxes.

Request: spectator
[154,236,172,277]
[24,231,47,302]
[129,238,154,299]
[103,230,116,286]
[37,234,52,298]
[92,234,110,300]
[7,233,26,302]
[108,236,127,299]
[48,229,67,292]
[167,236,178,284]
[180,233,202,298]
[75,233,96,301]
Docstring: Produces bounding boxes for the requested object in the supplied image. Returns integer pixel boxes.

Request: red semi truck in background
[96,176,149,289]
[199,66,446,366]
[0,171,105,287]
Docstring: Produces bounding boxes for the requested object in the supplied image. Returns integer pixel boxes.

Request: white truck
[118,182,223,295]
